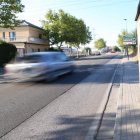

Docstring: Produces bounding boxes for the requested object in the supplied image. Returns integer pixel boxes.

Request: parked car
[5,52,75,82]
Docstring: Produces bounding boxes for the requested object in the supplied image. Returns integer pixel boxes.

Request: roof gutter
[135,1,140,21]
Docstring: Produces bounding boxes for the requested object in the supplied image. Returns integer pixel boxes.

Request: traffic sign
[123,36,136,45]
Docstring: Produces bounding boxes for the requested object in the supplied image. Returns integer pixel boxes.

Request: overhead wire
[45,0,136,7]
[24,0,138,13]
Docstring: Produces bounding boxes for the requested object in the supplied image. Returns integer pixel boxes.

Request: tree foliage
[0,41,17,66]
[117,30,126,49]
[113,46,121,52]
[41,9,92,49]
[117,29,137,49]
[94,38,106,49]
[0,0,24,28]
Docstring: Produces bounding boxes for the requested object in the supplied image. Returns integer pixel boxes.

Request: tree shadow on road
[27,114,100,140]
[26,109,140,140]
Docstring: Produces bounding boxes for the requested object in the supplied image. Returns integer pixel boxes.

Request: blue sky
[18,0,139,47]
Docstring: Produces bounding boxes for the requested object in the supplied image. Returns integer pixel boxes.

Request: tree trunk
[77,47,79,58]
[57,42,63,50]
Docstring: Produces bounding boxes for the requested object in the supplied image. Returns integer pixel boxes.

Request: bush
[113,46,121,52]
[0,41,17,67]
[128,45,137,55]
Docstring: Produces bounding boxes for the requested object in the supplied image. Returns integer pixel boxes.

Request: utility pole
[124,19,127,33]
[124,18,129,60]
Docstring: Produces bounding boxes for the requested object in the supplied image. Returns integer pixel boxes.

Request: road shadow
[27,114,101,140]
[114,109,140,140]
[26,109,140,140]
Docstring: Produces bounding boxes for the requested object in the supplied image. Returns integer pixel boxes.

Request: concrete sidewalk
[114,56,140,140]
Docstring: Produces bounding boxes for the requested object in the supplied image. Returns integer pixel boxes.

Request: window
[9,32,16,41]
[38,48,40,52]
[2,32,5,40]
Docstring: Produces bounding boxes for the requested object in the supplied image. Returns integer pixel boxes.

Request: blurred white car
[5,52,75,82]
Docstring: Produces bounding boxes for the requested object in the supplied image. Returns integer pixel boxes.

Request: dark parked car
[5,52,75,82]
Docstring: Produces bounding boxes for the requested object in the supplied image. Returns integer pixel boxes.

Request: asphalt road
[0,53,122,139]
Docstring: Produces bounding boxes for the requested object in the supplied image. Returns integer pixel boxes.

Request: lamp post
[123,18,129,60]
[124,19,127,33]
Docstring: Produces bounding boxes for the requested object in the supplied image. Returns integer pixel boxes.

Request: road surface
[0,54,122,139]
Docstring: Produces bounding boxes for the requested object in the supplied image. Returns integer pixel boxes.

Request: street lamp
[124,19,127,33]
[123,18,129,60]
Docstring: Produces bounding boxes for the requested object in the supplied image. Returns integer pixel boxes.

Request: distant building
[0,21,49,56]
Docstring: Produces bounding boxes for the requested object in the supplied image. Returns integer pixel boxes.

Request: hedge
[0,41,17,67]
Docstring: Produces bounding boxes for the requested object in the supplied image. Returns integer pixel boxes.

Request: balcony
[0,37,48,45]
[28,37,48,44]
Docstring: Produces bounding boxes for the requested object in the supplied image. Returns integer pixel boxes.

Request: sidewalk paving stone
[114,56,140,140]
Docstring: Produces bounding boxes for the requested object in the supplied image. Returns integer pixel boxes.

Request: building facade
[135,1,140,80]
[0,21,49,56]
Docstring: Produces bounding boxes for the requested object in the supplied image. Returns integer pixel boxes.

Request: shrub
[113,46,121,52]
[0,41,17,67]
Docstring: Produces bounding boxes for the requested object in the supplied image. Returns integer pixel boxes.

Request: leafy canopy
[117,29,137,49]
[94,38,106,49]
[41,9,92,48]
[117,30,126,49]
[0,0,24,28]
[112,46,121,52]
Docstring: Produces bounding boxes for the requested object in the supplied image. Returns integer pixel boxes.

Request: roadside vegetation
[117,29,137,55]
[94,38,106,49]
[41,9,92,57]
[0,0,24,28]
[112,46,121,52]
[0,0,23,67]
[0,41,17,67]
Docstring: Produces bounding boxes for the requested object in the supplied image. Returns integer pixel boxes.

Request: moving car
[5,52,75,82]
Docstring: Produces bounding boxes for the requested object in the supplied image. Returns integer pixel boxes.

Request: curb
[85,56,122,140]
[113,65,123,140]
[113,56,127,140]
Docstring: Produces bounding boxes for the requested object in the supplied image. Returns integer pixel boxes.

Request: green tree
[117,30,126,49]
[95,38,106,49]
[66,18,92,57]
[117,29,137,48]
[113,46,121,52]
[0,41,17,67]
[41,9,92,51]
[0,0,24,28]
